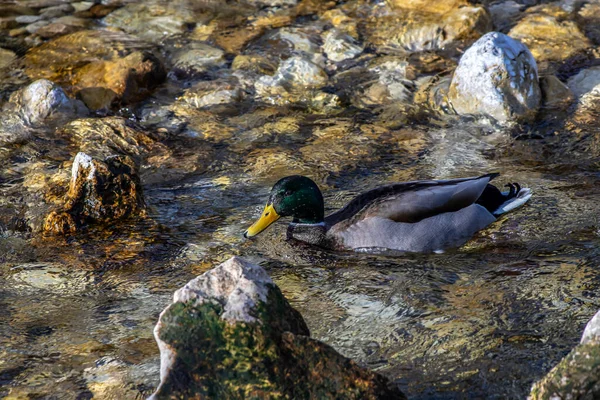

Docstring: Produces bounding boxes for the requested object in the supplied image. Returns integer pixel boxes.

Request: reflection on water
[0,0,600,399]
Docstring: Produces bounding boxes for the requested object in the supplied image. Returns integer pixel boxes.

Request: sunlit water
[1,2,600,399]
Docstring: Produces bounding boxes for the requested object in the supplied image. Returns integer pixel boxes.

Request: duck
[243,174,532,253]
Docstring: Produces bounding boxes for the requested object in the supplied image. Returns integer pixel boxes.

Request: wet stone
[102,2,190,42]
[567,66,600,99]
[5,79,87,127]
[448,32,541,126]
[168,42,226,81]
[72,51,166,109]
[508,6,591,70]
[0,48,16,69]
[43,152,145,235]
[539,75,573,109]
[322,28,363,63]
[364,1,491,53]
[529,310,600,400]
[150,256,405,400]
[179,80,244,109]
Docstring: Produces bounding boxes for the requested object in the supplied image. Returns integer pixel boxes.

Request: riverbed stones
[567,66,600,99]
[72,51,166,110]
[539,75,574,109]
[24,30,152,84]
[150,256,405,400]
[448,32,541,125]
[529,310,600,400]
[168,42,226,80]
[102,2,190,42]
[43,152,145,235]
[508,6,591,69]
[365,0,491,53]
[5,79,87,126]
[322,29,363,63]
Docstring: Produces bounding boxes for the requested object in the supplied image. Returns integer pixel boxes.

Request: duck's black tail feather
[476,182,531,216]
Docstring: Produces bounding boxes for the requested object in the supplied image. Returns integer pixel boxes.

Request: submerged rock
[448,32,541,125]
[567,66,600,99]
[539,75,573,109]
[24,30,162,108]
[322,29,363,63]
[529,310,600,399]
[43,152,145,235]
[365,0,491,53]
[150,256,404,399]
[255,55,339,112]
[4,79,87,127]
[508,6,591,69]
[72,51,166,110]
[168,42,226,80]
[102,2,190,42]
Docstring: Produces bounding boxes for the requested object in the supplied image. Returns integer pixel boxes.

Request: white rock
[172,256,273,324]
[7,79,87,126]
[448,32,541,126]
[581,309,600,344]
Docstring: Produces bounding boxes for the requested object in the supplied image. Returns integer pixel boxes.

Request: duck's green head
[244,175,324,238]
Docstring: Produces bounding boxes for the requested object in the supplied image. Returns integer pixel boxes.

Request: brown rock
[43,152,145,235]
[24,29,151,84]
[508,6,591,69]
[71,51,166,107]
[539,75,574,109]
[35,22,81,39]
[364,2,491,53]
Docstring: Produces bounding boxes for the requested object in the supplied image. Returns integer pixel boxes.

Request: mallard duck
[244,174,532,253]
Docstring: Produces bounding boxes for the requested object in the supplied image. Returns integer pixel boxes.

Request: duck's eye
[265,212,270,216]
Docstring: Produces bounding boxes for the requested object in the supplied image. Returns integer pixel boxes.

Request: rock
[35,21,82,39]
[254,55,339,111]
[43,152,145,235]
[488,1,523,32]
[59,117,162,160]
[168,43,226,80]
[5,79,87,126]
[71,51,166,109]
[24,30,152,84]
[529,310,600,400]
[364,0,491,53]
[508,6,591,68]
[179,80,244,109]
[150,256,405,400]
[322,29,363,63]
[231,54,277,75]
[245,27,324,66]
[358,57,416,108]
[102,2,190,42]
[578,2,600,44]
[567,66,600,99]
[0,48,16,69]
[582,310,600,344]
[539,75,573,109]
[25,20,50,34]
[448,32,541,125]
[15,15,42,24]
[246,0,297,7]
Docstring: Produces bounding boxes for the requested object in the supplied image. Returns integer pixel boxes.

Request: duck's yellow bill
[244,203,280,238]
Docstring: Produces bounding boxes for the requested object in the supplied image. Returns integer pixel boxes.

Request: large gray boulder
[448,32,541,126]
[150,256,405,400]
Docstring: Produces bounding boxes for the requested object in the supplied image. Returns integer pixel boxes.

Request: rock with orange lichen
[43,152,145,235]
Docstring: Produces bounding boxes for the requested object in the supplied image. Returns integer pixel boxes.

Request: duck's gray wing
[326,174,497,229]
[334,204,496,252]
